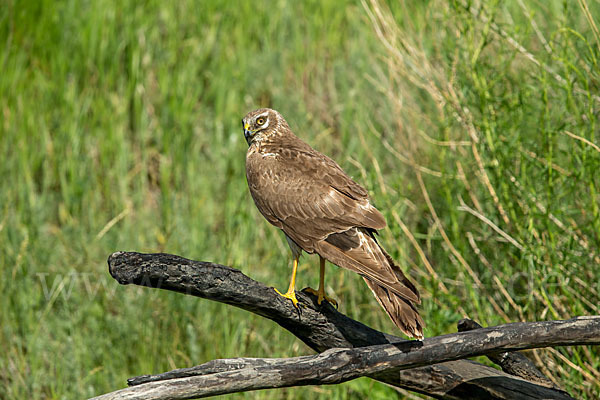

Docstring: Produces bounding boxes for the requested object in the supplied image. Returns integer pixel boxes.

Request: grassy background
[1,0,599,398]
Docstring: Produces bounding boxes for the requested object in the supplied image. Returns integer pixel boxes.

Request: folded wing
[246,140,423,338]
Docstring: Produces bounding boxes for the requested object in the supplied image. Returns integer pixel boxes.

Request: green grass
[1,0,599,398]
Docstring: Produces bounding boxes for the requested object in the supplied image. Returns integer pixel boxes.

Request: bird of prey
[242,108,424,339]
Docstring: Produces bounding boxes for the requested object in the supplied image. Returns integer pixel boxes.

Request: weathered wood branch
[92,317,598,400]
[94,252,600,399]
[457,318,559,389]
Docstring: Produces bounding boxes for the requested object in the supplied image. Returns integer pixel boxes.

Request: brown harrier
[242,108,424,339]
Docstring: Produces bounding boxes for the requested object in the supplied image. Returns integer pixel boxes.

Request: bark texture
[91,252,600,399]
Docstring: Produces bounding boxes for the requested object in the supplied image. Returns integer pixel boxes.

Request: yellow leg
[304,256,338,307]
[274,256,300,308]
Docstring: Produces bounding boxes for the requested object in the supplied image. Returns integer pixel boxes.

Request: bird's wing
[316,227,423,338]
[246,142,385,251]
[315,227,420,303]
[246,142,420,301]
[246,139,423,336]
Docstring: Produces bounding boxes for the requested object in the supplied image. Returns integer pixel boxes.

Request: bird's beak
[243,123,254,144]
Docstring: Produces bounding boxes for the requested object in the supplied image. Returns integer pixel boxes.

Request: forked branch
[91,252,600,399]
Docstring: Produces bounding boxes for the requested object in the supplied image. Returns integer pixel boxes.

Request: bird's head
[242,108,284,146]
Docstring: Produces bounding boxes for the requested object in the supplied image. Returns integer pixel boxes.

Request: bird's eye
[256,117,266,125]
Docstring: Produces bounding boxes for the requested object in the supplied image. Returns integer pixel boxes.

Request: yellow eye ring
[256,117,265,125]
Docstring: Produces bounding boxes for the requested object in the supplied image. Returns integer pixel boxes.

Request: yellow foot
[303,287,338,308]
[274,288,300,309]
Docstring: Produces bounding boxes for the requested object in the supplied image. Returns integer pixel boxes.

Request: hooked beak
[243,123,254,144]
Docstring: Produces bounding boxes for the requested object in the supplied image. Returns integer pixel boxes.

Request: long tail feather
[363,278,424,339]
[315,227,424,339]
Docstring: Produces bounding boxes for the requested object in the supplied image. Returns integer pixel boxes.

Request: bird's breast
[246,150,282,187]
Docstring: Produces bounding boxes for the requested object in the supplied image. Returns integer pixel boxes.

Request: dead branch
[457,318,559,389]
[91,252,600,399]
